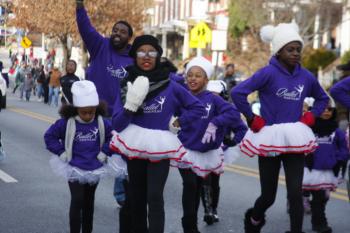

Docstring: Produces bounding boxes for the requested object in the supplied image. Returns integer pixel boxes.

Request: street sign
[190,21,212,49]
[20,36,32,49]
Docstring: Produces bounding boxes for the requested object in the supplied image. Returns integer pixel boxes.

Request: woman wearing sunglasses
[110,35,205,233]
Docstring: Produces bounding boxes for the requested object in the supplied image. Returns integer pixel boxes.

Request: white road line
[0,169,18,183]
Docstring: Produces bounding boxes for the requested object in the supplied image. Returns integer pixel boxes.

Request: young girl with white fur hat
[171,56,243,232]
[44,80,114,233]
[231,22,329,233]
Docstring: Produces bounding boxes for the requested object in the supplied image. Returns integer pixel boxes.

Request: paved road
[1,91,349,233]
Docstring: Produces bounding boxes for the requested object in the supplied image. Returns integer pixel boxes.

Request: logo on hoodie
[107,64,128,79]
[276,84,304,101]
[75,127,99,142]
[143,96,166,113]
[202,103,212,119]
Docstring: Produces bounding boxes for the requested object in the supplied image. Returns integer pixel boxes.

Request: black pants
[68,181,98,233]
[310,189,329,227]
[127,159,170,233]
[119,179,132,233]
[179,169,202,220]
[251,154,304,232]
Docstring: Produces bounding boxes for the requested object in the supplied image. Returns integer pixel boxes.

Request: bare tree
[9,0,152,68]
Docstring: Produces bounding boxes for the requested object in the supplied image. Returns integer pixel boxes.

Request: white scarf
[64,115,105,161]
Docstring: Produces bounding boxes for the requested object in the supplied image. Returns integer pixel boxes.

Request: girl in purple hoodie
[44,80,113,233]
[302,98,348,233]
[110,35,205,233]
[171,57,244,232]
[231,23,329,233]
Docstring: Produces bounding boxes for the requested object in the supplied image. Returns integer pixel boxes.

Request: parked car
[0,73,7,109]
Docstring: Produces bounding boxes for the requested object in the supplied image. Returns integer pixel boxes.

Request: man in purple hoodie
[76,0,134,116]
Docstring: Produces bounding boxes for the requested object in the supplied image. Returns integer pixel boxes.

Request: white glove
[124,76,149,112]
[59,152,68,162]
[97,152,107,163]
[169,116,181,134]
[201,122,218,144]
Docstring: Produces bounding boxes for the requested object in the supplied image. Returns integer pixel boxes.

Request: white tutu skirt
[171,148,224,178]
[302,168,338,191]
[106,154,128,178]
[240,122,317,157]
[110,124,186,162]
[223,146,242,165]
[49,155,108,184]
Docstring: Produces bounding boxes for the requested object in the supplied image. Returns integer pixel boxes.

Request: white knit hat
[207,80,227,94]
[185,56,214,79]
[71,80,99,107]
[260,22,304,55]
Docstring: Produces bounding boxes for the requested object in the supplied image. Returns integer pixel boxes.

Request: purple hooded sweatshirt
[231,56,329,125]
[112,80,205,132]
[312,128,349,170]
[330,76,350,109]
[44,118,112,171]
[76,8,133,115]
[178,91,243,152]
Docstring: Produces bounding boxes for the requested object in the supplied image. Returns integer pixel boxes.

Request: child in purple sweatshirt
[44,80,112,233]
[302,98,348,233]
[170,57,244,232]
[231,23,329,233]
[110,35,205,233]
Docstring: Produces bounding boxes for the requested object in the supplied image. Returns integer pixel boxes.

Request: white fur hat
[71,80,99,107]
[185,56,214,79]
[260,22,304,55]
[207,80,227,94]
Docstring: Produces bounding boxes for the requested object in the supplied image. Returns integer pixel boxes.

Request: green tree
[341,50,350,64]
[302,48,336,75]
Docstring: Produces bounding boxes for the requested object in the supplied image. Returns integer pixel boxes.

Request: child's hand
[300,111,315,127]
[97,152,107,164]
[247,115,265,133]
[201,122,218,144]
[59,152,68,162]
[169,116,181,134]
[124,76,149,112]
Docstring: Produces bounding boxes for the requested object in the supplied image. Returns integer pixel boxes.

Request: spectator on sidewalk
[48,67,61,107]
[60,59,80,105]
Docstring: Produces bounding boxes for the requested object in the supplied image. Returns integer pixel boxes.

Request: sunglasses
[324,107,335,111]
[136,51,158,58]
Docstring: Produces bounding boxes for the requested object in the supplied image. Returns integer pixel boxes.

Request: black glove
[332,160,347,177]
[305,153,314,171]
[223,134,237,147]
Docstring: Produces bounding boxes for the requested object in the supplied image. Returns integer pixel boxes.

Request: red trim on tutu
[240,138,317,157]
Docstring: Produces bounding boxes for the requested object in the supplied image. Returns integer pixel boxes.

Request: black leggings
[127,159,170,233]
[251,154,304,232]
[68,181,98,233]
[179,168,202,220]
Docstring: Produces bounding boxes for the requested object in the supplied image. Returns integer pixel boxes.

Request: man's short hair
[116,20,133,37]
[226,63,235,69]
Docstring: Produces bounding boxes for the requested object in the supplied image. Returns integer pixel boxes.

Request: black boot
[244,208,265,233]
[212,186,220,222]
[311,194,332,233]
[201,185,215,225]
[182,216,200,233]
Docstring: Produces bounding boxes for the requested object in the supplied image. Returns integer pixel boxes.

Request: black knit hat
[129,35,163,58]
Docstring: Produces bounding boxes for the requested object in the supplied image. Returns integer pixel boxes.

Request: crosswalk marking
[0,169,18,183]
